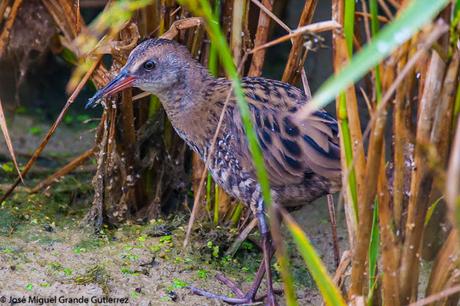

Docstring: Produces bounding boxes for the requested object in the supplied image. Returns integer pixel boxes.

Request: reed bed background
[0,0,459,305]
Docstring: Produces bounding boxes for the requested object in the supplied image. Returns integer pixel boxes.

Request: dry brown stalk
[91,23,140,56]
[359,0,371,43]
[0,0,22,58]
[331,0,366,295]
[281,0,317,84]
[248,21,340,55]
[378,153,401,306]
[159,0,177,34]
[337,18,448,301]
[392,40,415,231]
[41,0,79,43]
[431,49,460,160]
[225,217,258,256]
[378,0,394,19]
[411,285,460,306]
[350,66,389,298]
[41,0,111,88]
[30,147,97,193]
[354,11,389,24]
[327,194,340,267]
[0,58,101,205]
[250,0,290,33]
[332,250,351,288]
[161,17,203,39]
[0,0,10,21]
[222,0,234,42]
[0,97,22,180]
[425,230,460,306]
[231,0,246,64]
[399,50,447,304]
[118,32,142,213]
[85,112,110,228]
[248,0,273,77]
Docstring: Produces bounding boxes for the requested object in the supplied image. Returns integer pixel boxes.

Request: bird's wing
[230,77,341,187]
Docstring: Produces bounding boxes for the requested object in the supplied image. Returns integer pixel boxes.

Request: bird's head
[85,39,198,109]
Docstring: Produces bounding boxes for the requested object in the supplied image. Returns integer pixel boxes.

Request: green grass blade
[283,212,346,306]
[230,202,244,226]
[367,5,381,304]
[338,94,359,222]
[424,196,443,226]
[206,173,212,213]
[367,199,380,305]
[208,0,221,76]
[339,0,359,223]
[214,184,219,225]
[455,83,460,117]
[369,0,382,102]
[310,0,450,110]
[344,0,355,55]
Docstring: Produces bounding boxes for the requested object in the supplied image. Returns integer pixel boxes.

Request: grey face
[127,51,184,95]
[85,39,191,109]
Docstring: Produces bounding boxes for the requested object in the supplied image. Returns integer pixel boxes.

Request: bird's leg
[254,198,277,306]
[189,236,277,305]
[189,200,279,305]
[188,247,271,304]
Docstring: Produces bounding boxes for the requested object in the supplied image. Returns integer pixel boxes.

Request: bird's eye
[143,60,155,71]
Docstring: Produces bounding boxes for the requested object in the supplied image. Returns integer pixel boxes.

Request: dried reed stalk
[392,40,414,230]
[41,0,79,45]
[30,147,97,193]
[377,153,400,306]
[0,0,22,57]
[351,70,388,298]
[431,49,460,161]
[0,0,10,21]
[426,229,460,306]
[400,50,446,303]
[248,0,273,77]
[0,97,22,180]
[281,0,318,84]
[231,0,245,64]
[248,21,340,55]
[118,28,142,212]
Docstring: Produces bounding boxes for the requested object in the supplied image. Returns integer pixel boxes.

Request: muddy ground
[0,114,348,306]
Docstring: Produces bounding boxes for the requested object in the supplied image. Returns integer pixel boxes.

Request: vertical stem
[248,0,274,77]
[399,51,446,303]
[331,0,362,255]
[231,0,245,64]
[281,0,318,84]
[377,153,401,306]
[214,183,219,225]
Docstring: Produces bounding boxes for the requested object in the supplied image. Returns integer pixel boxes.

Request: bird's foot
[189,272,281,305]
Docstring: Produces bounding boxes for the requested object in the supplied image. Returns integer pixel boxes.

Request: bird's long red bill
[85,69,135,109]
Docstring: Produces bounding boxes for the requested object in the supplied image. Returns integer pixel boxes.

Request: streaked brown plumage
[87,38,341,305]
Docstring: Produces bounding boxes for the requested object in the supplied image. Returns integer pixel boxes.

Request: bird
[86,38,341,305]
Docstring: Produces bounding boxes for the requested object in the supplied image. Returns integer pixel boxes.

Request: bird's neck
[156,68,232,157]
